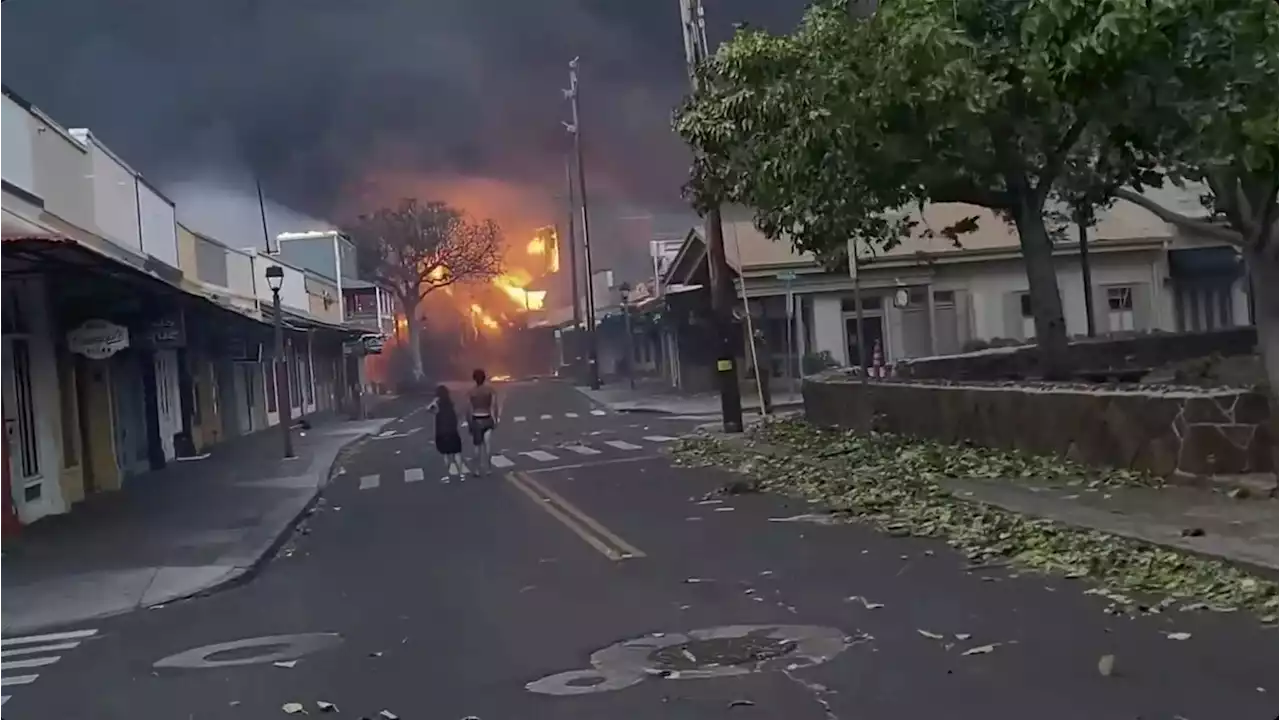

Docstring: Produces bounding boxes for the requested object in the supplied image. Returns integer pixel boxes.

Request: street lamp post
[618,282,635,390]
[265,265,295,459]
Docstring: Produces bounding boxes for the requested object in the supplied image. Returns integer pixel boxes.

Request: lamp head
[265,264,284,291]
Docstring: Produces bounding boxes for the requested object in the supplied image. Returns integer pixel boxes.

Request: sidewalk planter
[803,372,1276,482]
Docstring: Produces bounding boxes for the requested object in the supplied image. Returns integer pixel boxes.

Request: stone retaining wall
[894,327,1258,381]
[803,374,1276,481]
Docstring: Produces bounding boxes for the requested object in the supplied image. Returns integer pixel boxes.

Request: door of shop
[109,351,151,479]
[2,336,48,517]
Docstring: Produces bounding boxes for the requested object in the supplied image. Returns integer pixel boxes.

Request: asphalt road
[7,379,1276,719]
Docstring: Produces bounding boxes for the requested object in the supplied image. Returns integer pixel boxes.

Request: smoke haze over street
[2,0,804,245]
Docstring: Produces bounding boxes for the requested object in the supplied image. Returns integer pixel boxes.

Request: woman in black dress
[427,385,466,477]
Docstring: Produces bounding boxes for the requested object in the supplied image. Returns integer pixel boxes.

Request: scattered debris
[961,643,998,656]
[728,699,757,708]
[684,578,710,584]
[682,649,698,663]
[379,711,400,720]
[1180,527,1206,538]
[282,702,306,714]
[714,506,736,512]
[1097,654,1115,677]
[369,651,384,658]
[1164,632,1193,641]
[954,633,971,641]
[672,420,1279,620]
[273,660,299,669]
[917,630,944,640]
[519,585,537,593]
[845,595,884,610]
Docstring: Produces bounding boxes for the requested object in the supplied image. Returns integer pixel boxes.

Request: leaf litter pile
[672,419,1278,621]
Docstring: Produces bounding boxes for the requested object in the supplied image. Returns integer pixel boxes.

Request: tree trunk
[1011,193,1070,379]
[1249,242,1280,486]
[400,295,425,382]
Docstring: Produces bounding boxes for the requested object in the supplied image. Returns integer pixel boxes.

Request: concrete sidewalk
[576,377,802,416]
[713,431,1278,575]
[1,414,394,634]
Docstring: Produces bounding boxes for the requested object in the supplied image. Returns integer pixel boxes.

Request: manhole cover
[650,633,797,670]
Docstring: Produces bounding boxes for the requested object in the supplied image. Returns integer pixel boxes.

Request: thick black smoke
[2,0,803,226]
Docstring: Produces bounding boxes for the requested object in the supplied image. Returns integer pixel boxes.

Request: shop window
[840,295,883,312]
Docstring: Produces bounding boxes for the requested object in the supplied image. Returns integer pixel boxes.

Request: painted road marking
[643,435,679,442]
[590,409,607,416]
[491,455,515,468]
[564,444,601,455]
[565,412,579,418]
[1,656,60,670]
[404,468,425,483]
[359,475,380,490]
[154,633,343,670]
[526,455,664,475]
[3,629,98,645]
[1,642,80,658]
[540,414,554,420]
[0,628,98,703]
[514,416,527,422]
[604,440,643,451]
[522,450,559,462]
[510,471,646,561]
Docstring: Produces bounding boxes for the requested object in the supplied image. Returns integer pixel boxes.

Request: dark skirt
[435,430,463,455]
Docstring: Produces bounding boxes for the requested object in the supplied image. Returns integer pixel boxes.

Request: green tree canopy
[675,0,1272,378]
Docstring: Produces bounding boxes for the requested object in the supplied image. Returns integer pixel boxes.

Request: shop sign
[67,319,130,360]
[148,312,186,349]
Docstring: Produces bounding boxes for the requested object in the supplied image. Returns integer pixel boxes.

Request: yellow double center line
[505,471,646,561]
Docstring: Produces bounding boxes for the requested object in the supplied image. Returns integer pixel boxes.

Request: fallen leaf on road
[379,711,400,720]
[845,595,884,610]
[954,633,971,641]
[273,661,298,669]
[759,570,774,576]
[696,499,723,506]
[316,701,338,712]
[1097,654,1115,677]
[961,643,999,656]
[684,577,709,584]
[685,516,703,521]
[519,585,536,593]
[728,699,756,708]
[369,651,383,658]
[282,702,306,714]
[1165,632,1192,641]
[917,630,944,640]
[714,506,736,512]
[682,649,698,663]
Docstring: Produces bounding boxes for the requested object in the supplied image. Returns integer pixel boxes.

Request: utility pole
[564,57,601,390]
[563,156,582,332]
[562,156,584,379]
[679,0,744,432]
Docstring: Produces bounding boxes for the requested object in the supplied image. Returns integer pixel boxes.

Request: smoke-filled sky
[2,0,805,246]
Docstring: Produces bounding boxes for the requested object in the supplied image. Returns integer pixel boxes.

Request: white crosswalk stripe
[590,409,607,416]
[603,440,643,451]
[491,454,515,468]
[563,444,601,455]
[521,450,559,462]
[642,435,679,442]
[404,468,425,483]
[1,628,98,706]
[359,474,380,490]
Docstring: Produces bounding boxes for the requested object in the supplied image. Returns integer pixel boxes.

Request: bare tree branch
[346,198,505,305]
[1113,188,1244,246]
